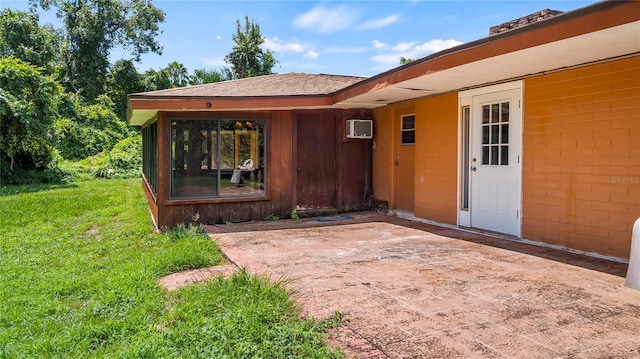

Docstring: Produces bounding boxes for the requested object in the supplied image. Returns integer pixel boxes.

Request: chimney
[489,9,563,36]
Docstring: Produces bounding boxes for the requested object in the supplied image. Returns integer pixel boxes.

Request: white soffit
[337,21,640,108]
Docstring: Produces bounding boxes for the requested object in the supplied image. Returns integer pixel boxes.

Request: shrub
[0,161,72,185]
[54,94,129,161]
[58,135,142,179]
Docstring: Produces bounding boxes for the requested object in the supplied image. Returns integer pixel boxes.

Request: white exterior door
[460,83,522,236]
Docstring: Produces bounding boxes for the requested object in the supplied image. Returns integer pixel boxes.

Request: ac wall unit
[346,119,373,139]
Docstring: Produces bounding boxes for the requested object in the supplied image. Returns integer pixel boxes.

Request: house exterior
[129,1,639,260]
[128,73,375,227]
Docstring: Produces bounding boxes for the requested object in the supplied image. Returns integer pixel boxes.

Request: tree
[54,94,128,161]
[224,16,277,79]
[0,9,61,74]
[399,57,416,65]
[0,57,61,175]
[189,67,234,85]
[105,59,143,120]
[30,0,165,101]
[140,68,172,92]
[165,61,189,88]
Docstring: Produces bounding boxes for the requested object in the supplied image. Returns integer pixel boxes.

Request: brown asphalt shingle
[132,73,366,98]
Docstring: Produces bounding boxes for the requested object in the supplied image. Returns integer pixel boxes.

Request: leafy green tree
[30,0,165,101]
[0,9,61,74]
[141,68,172,91]
[0,57,61,175]
[225,16,277,79]
[54,94,129,161]
[165,61,189,88]
[105,59,143,120]
[399,56,416,65]
[189,67,234,85]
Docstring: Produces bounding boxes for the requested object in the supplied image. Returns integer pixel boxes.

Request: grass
[0,178,343,358]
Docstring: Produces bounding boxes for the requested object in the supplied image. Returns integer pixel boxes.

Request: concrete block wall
[522,56,640,259]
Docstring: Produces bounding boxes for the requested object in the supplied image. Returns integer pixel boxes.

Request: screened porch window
[142,121,158,196]
[171,118,265,199]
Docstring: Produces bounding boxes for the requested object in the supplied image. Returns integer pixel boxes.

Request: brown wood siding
[142,175,159,226]
[522,55,640,259]
[414,93,459,225]
[155,111,295,226]
[296,111,338,209]
[339,109,374,212]
[268,111,295,217]
[150,109,370,227]
[156,112,170,226]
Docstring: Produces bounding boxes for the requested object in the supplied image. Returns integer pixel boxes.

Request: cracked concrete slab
[206,212,640,358]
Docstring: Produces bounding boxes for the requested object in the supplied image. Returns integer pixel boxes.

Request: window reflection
[171,118,265,199]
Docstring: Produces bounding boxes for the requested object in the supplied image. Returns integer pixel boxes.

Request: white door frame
[458,80,523,236]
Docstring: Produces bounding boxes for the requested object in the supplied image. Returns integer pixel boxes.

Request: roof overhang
[127,95,338,126]
[335,21,640,108]
[128,0,640,126]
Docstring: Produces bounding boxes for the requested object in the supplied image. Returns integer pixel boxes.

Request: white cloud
[357,14,400,31]
[304,50,319,59]
[391,42,415,52]
[216,35,221,40]
[262,37,304,53]
[370,53,407,65]
[203,56,227,66]
[370,39,464,66]
[414,39,463,53]
[371,40,388,49]
[293,4,359,34]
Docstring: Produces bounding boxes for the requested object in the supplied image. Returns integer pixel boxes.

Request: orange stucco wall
[372,92,458,224]
[372,106,394,207]
[373,56,638,259]
[522,56,640,258]
[414,93,458,225]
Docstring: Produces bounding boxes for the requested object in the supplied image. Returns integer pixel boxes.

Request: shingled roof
[132,73,366,98]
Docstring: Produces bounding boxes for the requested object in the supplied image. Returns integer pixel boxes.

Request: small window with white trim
[401,114,415,145]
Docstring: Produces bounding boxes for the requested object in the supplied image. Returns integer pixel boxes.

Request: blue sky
[2,0,596,77]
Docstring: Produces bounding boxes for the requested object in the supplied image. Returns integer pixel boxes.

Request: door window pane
[501,145,509,165]
[480,101,510,166]
[501,102,509,122]
[461,107,470,210]
[491,146,499,165]
[491,125,499,144]
[482,105,490,124]
[482,126,489,144]
[501,124,509,144]
[491,104,500,123]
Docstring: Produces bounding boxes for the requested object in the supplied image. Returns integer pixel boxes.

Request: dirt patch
[158,264,236,291]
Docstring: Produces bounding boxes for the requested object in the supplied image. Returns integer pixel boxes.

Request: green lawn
[0,179,343,358]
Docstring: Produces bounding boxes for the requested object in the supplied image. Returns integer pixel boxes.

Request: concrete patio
[206,212,640,358]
